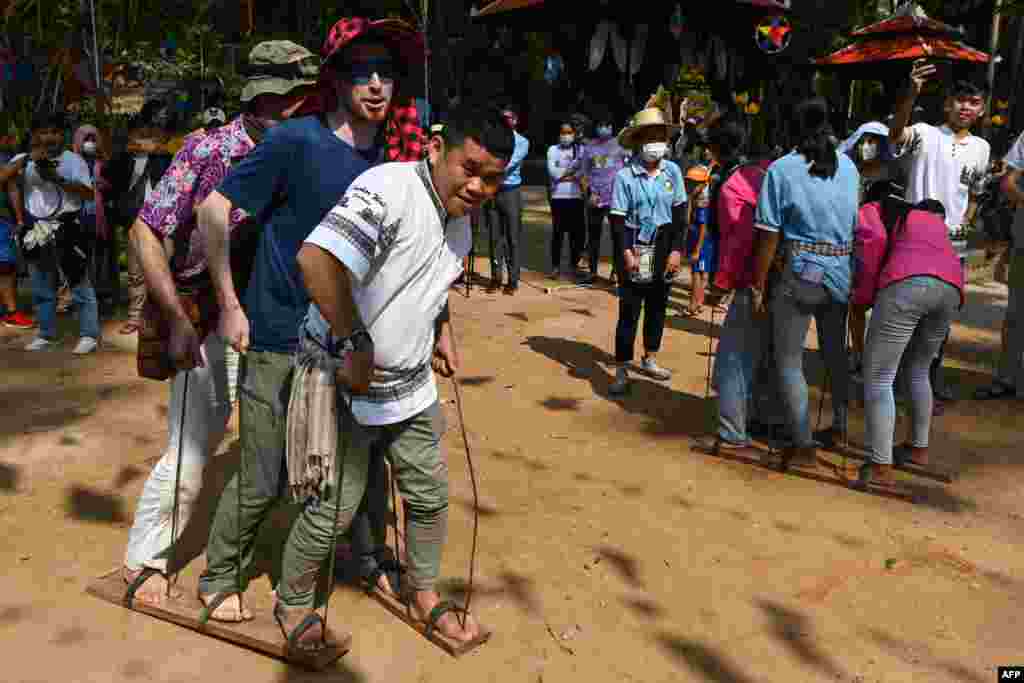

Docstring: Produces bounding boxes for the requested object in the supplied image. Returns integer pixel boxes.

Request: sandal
[122,567,181,607]
[198,591,252,624]
[893,444,929,468]
[119,322,140,335]
[973,380,1016,400]
[361,560,406,597]
[420,600,472,640]
[273,602,328,654]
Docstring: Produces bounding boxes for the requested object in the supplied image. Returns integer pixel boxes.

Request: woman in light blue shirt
[750,98,860,471]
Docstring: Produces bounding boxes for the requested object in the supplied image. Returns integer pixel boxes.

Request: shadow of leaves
[755,599,846,679]
[655,634,757,683]
[540,397,582,411]
[114,466,146,489]
[0,462,20,491]
[458,376,496,387]
[595,545,644,589]
[67,485,127,524]
[866,627,986,683]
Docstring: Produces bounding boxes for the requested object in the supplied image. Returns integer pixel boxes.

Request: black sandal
[274,603,327,654]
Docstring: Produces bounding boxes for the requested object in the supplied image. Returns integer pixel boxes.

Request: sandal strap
[198,591,238,624]
[288,612,325,652]
[123,567,161,608]
[425,600,466,639]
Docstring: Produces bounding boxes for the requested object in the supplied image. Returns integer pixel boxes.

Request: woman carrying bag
[749,98,860,470]
[608,107,687,395]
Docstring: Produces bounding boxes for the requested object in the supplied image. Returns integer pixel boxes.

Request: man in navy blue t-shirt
[194,18,425,649]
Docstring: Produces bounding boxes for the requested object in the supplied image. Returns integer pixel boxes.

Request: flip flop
[423,600,472,640]
[122,567,182,607]
[198,591,252,624]
[273,603,328,654]
[120,322,140,335]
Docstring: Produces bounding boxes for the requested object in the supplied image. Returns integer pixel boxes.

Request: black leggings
[615,278,671,363]
[550,198,585,271]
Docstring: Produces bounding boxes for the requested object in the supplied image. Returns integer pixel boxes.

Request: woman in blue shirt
[749,98,860,470]
[608,108,688,395]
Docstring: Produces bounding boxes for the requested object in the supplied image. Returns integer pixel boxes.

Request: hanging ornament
[589,21,612,72]
[755,15,792,55]
[670,4,685,40]
[630,24,649,77]
[610,24,628,73]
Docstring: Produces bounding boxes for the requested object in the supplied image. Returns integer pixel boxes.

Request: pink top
[852,203,964,307]
[713,160,770,291]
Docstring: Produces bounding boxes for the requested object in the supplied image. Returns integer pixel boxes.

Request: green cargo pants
[276,399,449,609]
[197,350,390,598]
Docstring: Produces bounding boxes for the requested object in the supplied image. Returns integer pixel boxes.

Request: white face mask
[597,126,613,138]
[82,141,97,155]
[640,142,668,163]
[860,141,878,162]
[559,135,574,147]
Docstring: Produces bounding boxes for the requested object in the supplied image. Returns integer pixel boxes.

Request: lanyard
[636,168,662,242]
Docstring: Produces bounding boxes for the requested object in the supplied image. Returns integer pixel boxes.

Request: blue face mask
[596,126,613,138]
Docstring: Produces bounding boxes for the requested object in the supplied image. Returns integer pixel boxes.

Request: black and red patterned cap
[320,17,425,69]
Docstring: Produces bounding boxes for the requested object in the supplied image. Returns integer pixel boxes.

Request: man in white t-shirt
[889,61,991,404]
[284,106,513,646]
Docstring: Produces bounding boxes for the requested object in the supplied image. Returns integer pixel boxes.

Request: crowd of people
[486,57,1018,489]
[1,9,1022,660]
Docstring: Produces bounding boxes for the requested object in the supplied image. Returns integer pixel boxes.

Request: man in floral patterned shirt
[120,40,320,608]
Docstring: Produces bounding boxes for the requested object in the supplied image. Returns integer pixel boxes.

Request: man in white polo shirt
[280,106,512,648]
[889,61,991,404]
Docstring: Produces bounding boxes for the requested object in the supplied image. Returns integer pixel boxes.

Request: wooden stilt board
[690,440,916,503]
[86,568,350,671]
[831,441,956,484]
[366,587,492,657]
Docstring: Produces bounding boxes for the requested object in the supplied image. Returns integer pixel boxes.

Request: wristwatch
[345,329,373,353]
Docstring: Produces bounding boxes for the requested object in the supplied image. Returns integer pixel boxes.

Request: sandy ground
[1,187,1022,683]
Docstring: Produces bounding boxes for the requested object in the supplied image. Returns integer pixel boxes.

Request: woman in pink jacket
[853,199,963,489]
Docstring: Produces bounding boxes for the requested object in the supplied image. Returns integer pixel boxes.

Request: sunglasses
[342,57,397,86]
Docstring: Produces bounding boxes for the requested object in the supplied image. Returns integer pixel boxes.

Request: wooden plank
[690,440,916,503]
[365,587,492,658]
[830,441,956,484]
[86,568,350,671]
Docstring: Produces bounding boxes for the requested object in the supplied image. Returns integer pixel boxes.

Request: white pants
[124,334,236,572]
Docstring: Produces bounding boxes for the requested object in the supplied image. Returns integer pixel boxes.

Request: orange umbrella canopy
[850,13,961,37]
[475,0,545,16]
[813,34,989,65]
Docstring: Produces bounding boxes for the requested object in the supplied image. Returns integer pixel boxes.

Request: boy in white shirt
[889,61,991,404]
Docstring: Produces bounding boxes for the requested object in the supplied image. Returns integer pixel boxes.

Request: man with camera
[8,112,100,354]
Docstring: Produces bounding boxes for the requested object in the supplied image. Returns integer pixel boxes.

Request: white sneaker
[72,337,99,355]
[24,337,54,352]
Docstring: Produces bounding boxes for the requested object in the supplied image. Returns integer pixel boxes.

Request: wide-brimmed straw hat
[618,107,680,149]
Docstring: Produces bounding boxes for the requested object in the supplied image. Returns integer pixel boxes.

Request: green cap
[241,40,318,103]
